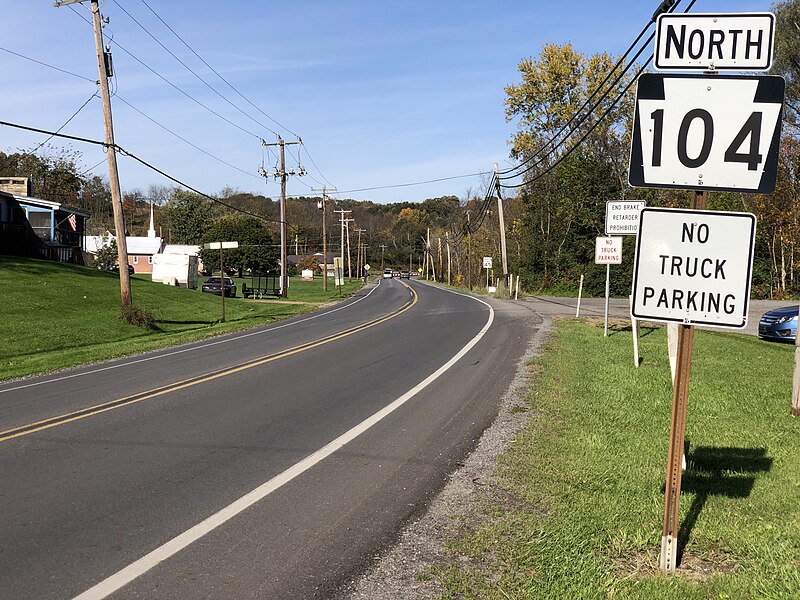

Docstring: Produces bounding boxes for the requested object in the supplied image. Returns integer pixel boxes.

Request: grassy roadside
[431,318,800,598]
[0,256,364,381]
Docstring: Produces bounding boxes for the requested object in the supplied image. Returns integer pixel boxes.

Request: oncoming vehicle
[383,269,393,279]
[202,276,237,297]
[399,271,410,279]
[758,306,798,343]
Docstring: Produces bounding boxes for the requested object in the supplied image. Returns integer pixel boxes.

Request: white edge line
[72,288,493,600]
[1,283,382,395]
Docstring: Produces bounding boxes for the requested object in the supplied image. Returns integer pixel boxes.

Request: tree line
[3,0,798,298]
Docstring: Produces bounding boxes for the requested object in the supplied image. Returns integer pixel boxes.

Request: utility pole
[379,244,387,271]
[438,237,443,282]
[467,211,473,291]
[313,187,336,292]
[334,209,351,283]
[57,0,131,309]
[261,136,304,298]
[345,218,354,281]
[494,163,509,288]
[446,232,451,286]
[355,228,365,279]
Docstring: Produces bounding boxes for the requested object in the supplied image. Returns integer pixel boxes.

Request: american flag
[67,213,77,231]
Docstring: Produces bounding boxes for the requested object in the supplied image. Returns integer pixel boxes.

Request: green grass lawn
[432,318,800,599]
[0,256,363,381]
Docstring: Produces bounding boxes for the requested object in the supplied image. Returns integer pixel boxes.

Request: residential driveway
[520,295,799,338]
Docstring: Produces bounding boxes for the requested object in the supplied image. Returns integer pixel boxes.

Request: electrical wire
[331,172,490,196]
[67,4,263,142]
[498,0,697,190]
[0,46,96,83]
[0,117,284,225]
[114,95,263,181]
[498,0,683,180]
[137,0,299,139]
[64,1,340,196]
[497,19,658,176]
[112,0,280,138]
[30,91,99,154]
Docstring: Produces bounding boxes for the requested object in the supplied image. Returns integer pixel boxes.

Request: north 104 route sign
[631,208,756,328]
[629,73,784,194]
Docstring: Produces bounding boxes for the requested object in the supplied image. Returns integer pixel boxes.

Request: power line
[499,59,649,190]
[114,94,263,181]
[67,3,263,142]
[31,91,99,153]
[498,0,683,181]
[332,172,491,196]
[137,0,299,139]
[0,46,97,83]
[498,0,698,190]
[112,0,280,138]
[0,117,284,225]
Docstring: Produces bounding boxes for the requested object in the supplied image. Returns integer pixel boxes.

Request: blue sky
[0,1,773,204]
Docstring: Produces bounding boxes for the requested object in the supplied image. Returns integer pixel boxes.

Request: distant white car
[383,269,393,279]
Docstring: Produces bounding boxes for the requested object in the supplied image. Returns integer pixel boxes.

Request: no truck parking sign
[631,208,756,328]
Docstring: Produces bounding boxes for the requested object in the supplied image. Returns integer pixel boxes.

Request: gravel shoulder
[343,299,550,599]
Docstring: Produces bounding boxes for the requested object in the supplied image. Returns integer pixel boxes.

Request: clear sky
[0,1,773,204]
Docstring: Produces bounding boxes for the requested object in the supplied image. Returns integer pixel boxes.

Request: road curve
[0,279,538,599]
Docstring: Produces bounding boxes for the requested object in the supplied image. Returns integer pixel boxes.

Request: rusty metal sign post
[659,191,704,571]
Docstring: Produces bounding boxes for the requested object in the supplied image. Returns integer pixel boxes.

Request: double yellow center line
[0,284,417,443]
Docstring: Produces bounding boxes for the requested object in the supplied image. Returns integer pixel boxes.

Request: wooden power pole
[494,163,509,287]
[57,0,131,309]
[313,187,335,292]
[262,136,304,298]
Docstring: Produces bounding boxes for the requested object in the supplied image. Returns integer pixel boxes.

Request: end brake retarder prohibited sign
[629,73,784,194]
[631,208,756,328]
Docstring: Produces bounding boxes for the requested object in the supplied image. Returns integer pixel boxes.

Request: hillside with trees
[3,1,798,299]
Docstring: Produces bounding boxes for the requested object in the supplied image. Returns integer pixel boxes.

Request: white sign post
[631,208,756,328]
[203,241,239,322]
[483,257,493,290]
[595,237,623,337]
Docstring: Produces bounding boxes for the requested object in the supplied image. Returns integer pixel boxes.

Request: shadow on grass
[606,324,659,339]
[676,446,772,565]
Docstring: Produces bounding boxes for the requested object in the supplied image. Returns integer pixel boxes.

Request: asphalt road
[0,279,539,599]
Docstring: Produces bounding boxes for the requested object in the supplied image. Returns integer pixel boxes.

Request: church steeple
[148,202,156,238]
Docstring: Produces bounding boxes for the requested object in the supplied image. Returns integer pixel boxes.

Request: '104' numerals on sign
[630,74,784,194]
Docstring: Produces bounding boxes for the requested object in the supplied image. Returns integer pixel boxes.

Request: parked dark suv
[202,277,237,297]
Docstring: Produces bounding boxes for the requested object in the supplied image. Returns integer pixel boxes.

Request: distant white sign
[483,256,493,269]
[595,237,623,265]
[655,13,775,71]
[631,208,756,328]
[606,201,646,235]
[203,241,239,250]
